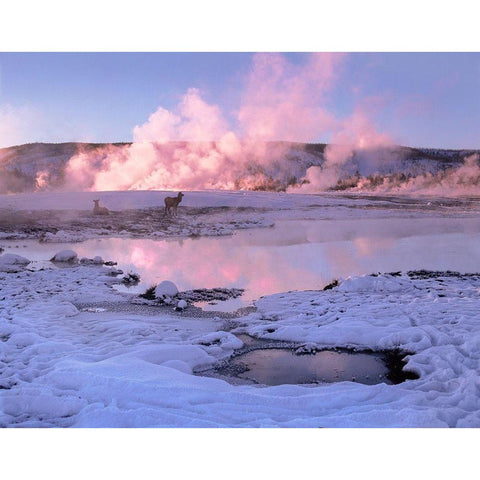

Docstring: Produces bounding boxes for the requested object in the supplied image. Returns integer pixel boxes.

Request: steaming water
[3,216,480,312]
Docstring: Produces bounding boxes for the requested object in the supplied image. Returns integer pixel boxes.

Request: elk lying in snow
[92,199,110,215]
[164,192,184,216]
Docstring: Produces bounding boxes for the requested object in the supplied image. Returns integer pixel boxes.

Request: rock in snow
[154,280,179,299]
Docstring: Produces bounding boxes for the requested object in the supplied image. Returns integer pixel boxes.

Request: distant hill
[0,141,478,194]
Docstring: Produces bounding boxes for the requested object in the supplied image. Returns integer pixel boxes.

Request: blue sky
[0,52,478,149]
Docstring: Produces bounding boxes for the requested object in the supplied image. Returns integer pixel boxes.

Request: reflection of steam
[353,237,395,257]
[12,214,480,306]
[74,236,326,299]
[70,228,421,302]
[71,219,430,300]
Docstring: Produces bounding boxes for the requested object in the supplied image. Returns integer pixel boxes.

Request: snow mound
[161,360,193,374]
[79,256,104,265]
[50,250,78,263]
[50,302,80,318]
[154,280,179,299]
[0,253,31,272]
[338,273,410,293]
[194,331,244,357]
[40,230,87,243]
[175,299,188,310]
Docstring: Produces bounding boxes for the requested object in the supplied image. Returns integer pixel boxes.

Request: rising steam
[2,53,479,196]
[63,53,358,192]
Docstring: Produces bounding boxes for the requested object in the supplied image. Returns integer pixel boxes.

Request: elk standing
[164,192,184,216]
[93,199,110,215]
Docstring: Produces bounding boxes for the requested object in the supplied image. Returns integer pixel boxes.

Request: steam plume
[3,53,478,196]
[292,109,395,192]
[63,53,349,192]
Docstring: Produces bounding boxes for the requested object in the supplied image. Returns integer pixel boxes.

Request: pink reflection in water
[353,236,395,257]
[71,233,329,302]
[71,219,480,307]
[7,217,480,310]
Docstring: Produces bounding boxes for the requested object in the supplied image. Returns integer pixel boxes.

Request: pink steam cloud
[237,53,344,141]
[64,89,241,191]
[326,108,392,162]
[291,106,395,192]
[61,52,412,194]
[133,88,230,143]
[379,153,480,195]
[63,53,353,192]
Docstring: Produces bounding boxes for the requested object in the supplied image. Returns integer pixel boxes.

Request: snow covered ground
[1,190,480,427]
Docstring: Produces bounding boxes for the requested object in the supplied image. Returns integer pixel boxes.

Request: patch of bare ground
[0,206,272,240]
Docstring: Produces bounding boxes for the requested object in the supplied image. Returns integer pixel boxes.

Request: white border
[1,1,479,51]
[1,428,478,479]
[1,2,478,478]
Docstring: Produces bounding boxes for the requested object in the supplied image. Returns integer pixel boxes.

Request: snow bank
[1,238,480,427]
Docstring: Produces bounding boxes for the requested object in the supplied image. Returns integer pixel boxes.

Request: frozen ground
[1,190,480,242]
[1,190,480,427]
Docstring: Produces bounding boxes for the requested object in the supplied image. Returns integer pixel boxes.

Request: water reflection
[229,348,391,386]
[3,217,480,310]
